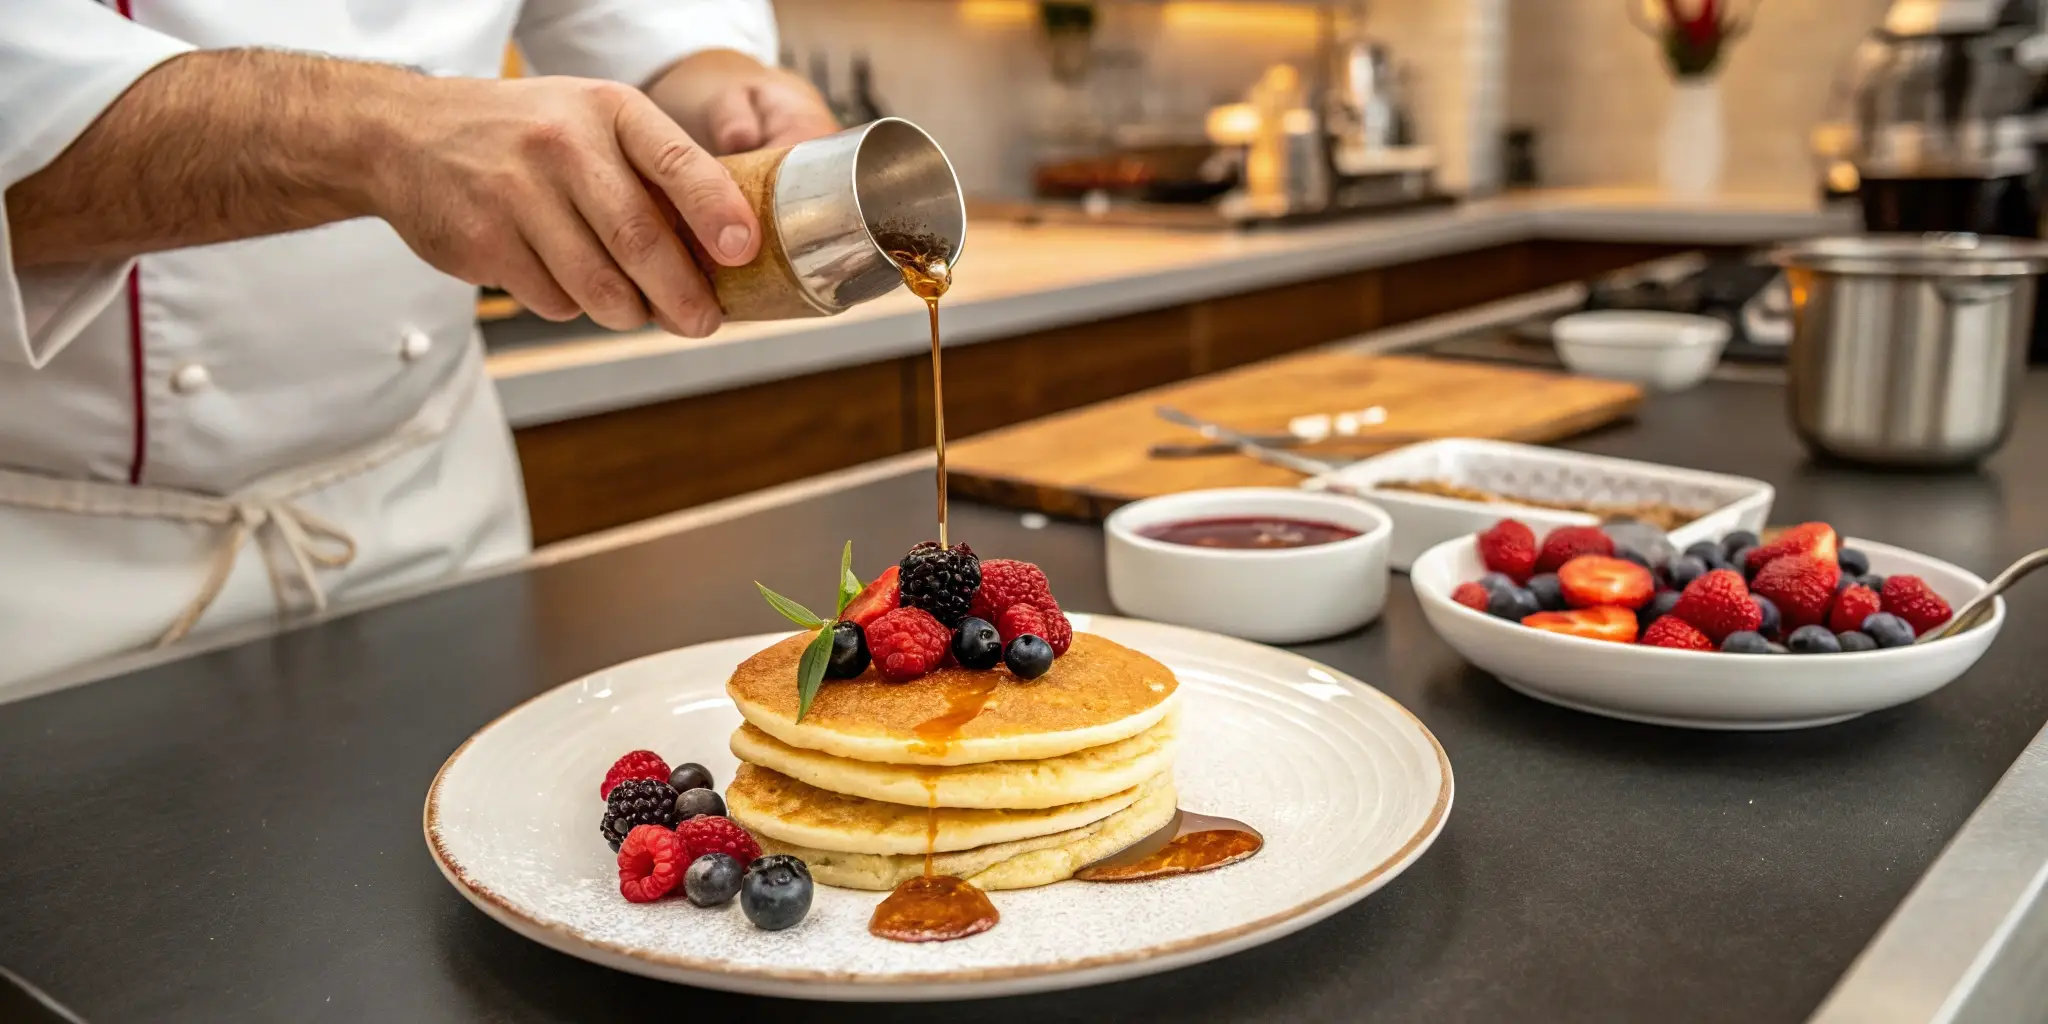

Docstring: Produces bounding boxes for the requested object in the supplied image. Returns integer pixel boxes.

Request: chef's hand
[369,72,763,336]
[647,49,841,155]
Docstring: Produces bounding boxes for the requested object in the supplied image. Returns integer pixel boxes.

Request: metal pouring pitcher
[708,117,966,320]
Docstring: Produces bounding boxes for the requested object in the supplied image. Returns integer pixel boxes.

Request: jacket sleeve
[514,0,779,88]
[0,0,194,369]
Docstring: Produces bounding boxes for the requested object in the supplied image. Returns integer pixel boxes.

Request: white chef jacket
[0,0,777,695]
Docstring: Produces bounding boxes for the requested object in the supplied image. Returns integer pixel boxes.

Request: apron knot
[158,497,359,647]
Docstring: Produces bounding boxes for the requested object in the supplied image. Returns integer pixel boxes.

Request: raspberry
[675,815,762,866]
[1641,615,1714,651]
[1451,582,1490,611]
[1477,520,1538,582]
[969,559,1053,622]
[600,750,671,799]
[1034,595,1074,656]
[617,824,686,903]
[1536,526,1615,574]
[998,603,1048,646]
[1672,569,1762,643]
[1751,554,1841,631]
[1881,575,1953,635]
[601,778,679,851]
[866,606,951,681]
[898,542,982,627]
[1829,584,1884,635]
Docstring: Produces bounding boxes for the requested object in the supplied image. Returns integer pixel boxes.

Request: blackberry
[898,542,981,627]
[601,778,679,851]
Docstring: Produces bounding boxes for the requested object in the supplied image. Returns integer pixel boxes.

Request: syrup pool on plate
[1138,516,1361,550]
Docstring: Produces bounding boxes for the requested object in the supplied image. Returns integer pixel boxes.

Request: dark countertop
[3,373,2047,1023]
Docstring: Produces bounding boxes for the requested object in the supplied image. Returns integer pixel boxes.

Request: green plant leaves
[755,582,825,629]
[837,541,862,617]
[795,625,835,722]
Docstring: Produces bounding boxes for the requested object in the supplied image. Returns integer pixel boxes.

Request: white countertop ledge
[485,188,1853,427]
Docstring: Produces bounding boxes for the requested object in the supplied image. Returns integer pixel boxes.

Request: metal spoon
[1919,546,2048,642]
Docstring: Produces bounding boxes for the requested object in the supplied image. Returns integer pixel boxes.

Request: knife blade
[1153,406,1349,479]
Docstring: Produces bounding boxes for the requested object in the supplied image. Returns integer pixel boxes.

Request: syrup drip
[1074,810,1265,882]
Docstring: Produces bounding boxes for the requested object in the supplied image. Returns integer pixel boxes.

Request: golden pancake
[727,631,1179,765]
[729,710,1179,809]
[726,762,1152,855]
[754,776,1180,891]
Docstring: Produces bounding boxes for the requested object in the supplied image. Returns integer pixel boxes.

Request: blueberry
[668,763,713,794]
[1638,590,1681,630]
[1787,625,1842,654]
[684,852,744,907]
[1835,575,1857,593]
[1721,531,1760,559]
[1836,630,1877,653]
[1862,612,1916,649]
[1615,548,1654,573]
[1861,573,1887,593]
[740,854,813,930]
[1526,574,1568,612]
[1667,555,1710,589]
[675,787,725,820]
[1766,642,1790,655]
[1752,595,1780,636]
[1721,630,1773,654]
[950,616,1002,670]
[1838,548,1871,577]
[1683,541,1723,565]
[1478,572,1517,594]
[1487,585,1542,622]
[1604,519,1677,567]
[825,621,870,679]
[1004,635,1055,680]
[1729,547,1759,579]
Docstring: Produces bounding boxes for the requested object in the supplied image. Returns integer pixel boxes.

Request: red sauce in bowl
[1137,516,1361,550]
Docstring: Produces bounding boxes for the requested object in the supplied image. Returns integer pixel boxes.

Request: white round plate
[425,614,1452,1001]
[1412,536,2004,730]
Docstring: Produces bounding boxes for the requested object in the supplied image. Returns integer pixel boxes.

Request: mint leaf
[794,626,835,722]
[836,541,861,617]
[756,582,825,629]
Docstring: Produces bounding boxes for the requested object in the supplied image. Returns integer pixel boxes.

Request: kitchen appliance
[1772,233,2048,467]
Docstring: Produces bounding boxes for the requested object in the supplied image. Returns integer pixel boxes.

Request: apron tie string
[157,498,358,647]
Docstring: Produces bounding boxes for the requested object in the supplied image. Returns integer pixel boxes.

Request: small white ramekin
[1104,488,1393,644]
[1552,310,1731,391]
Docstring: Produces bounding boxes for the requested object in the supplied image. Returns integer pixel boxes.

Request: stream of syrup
[888,241,952,548]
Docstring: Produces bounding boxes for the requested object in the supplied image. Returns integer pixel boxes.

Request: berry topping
[1603,518,1678,568]
[1487,584,1542,621]
[1032,595,1075,656]
[1720,630,1773,654]
[684,852,745,907]
[997,603,1049,645]
[601,778,680,851]
[1728,548,1760,579]
[826,621,871,679]
[1519,605,1641,644]
[601,750,670,799]
[1641,615,1714,651]
[952,616,1003,670]
[1477,520,1539,582]
[1828,584,1884,635]
[1536,526,1615,574]
[1477,571,1517,593]
[1786,624,1841,654]
[1745,522,1839,573]
[675,815,763,866]
[1751,554,1841,631]
[1005,635,1056,680]
[1720,531,1760,559]
[1637,589,1681,630]
[668,762,713,794]
[1451,582,1491,611]
[675,787,726,820]
[1752,594,1781,637]
[1683,541,1732,571]
[1837,630,1878,653]
[1837,547,1871,577]
[1672,569,1762,643]
[1527,573,1568,611]
[1557,555,1655,610]
[866,606,953,682]
[1861,612,1916,649]
[1881,575,1953,635]
[969,559,1053,622]
[1665,555,1710,591]
[617,824,686,903]
[741,855,814,931]
[898,542,982,627]
[840,565,901,629]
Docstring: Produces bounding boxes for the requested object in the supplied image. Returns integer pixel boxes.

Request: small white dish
[1552,310,1731,391]
[1104,488,1392,644]
[425,615,1452,1000]
[1308,439,1775,572]
[1410,535,2003,730]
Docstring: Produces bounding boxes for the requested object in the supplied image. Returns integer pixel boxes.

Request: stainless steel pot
[1771,233,2048,467]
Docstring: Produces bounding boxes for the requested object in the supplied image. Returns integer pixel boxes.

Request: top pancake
[727,631,1179,765]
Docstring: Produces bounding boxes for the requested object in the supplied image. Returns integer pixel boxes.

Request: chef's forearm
[6,48,399,268]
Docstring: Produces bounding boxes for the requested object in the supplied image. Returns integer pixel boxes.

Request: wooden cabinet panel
[1194,269,1384,373]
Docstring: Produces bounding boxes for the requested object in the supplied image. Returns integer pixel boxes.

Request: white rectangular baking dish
[1305,438,1775,571]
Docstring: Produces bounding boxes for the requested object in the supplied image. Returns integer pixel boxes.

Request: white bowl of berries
[1410,519,2004,730]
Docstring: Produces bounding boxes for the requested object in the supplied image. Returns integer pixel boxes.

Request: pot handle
[1934,278,2018,306]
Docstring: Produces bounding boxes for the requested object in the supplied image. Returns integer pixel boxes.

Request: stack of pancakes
[724,631,1182,891]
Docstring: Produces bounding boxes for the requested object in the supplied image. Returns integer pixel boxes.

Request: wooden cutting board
[944,352,1643,520]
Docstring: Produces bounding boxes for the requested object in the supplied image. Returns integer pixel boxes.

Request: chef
[0,1,839,692]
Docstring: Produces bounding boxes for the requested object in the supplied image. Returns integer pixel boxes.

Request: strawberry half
[1745,522,1839,574]
[1641,615,1714,651]
[1751,554,1841,630]
[840,565,900,628]
[1881,575,1953,635]
[1477,520,1538,583]
[1521,605,1640,644]
[1536,525,1616,574]
[1556,555,1654,610]
[1672,569,1762,643]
